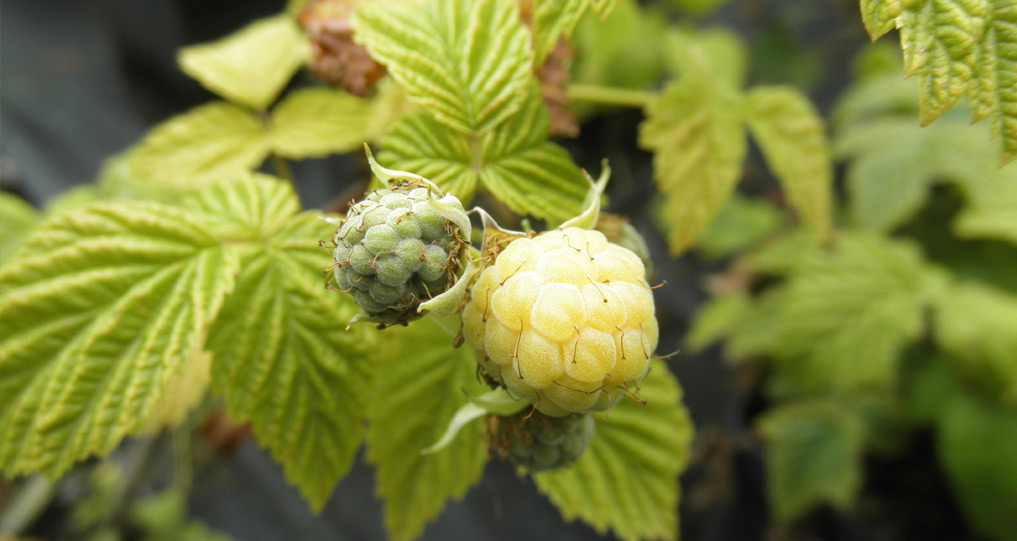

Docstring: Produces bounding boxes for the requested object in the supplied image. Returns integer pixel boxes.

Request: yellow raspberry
[462,227,657,416]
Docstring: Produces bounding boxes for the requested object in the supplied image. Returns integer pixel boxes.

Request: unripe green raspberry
[331,182,468,325]
[462,227,658,416]
[487,411,595,472]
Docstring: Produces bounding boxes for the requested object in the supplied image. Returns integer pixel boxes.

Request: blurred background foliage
[3,0,1017,540]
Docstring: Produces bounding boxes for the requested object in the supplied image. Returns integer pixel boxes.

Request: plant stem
[567,84,656,109]
[271,153,294,184]
[0,475,55,535]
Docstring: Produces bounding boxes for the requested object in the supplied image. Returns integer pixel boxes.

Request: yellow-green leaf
[366,319,489,541]
[268,88,372,158]
[380,89,589,220]
[0,203,239,478]
[639,75,746,255]
[861,0,1017,164]
[773,233,934,391]
[745,86,832,241]
[932,281,1017,406]
[532,0,591,65]
[353,0,534,134]
[178,15,310,110]
[126,102,270,188]
[190,176,374,511]
[534,360,694,541]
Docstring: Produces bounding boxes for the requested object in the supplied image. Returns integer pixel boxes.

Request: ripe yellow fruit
[462,227,658,416]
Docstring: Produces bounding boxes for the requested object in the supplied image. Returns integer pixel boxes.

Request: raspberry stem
[567,84,656,109]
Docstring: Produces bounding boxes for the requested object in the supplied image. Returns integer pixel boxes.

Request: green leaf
[692,193,785,259]
[745,86,832,241]
[178,15,310,110]
[834,112,1002,231]
[663,26,748,88]
[268,88,372,158]
[639,75,746,256]
[932,281,1017,406]
[0,193,40,265]
[758,400,866,521]
[191,176,373,511]
[366,319,489,541]
[684,292,752,353]
[380,89,589,220]
[45,186,100,216]
[126,102,270,188]
[952,162,1017,244]
[590,0,620,18]
[534,360,694,541]
[570,0,668,92]
[861,0,1017,164]
[773,233,934,391]
[353,0,534,134]
[0,203,238,478]
[531,0,591,65]
[937,390,1017,541]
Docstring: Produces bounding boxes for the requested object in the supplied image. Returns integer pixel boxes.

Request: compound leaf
[190,176,374,511]
[861,0,1017,164]
[126,102,270,189]
[937,390,1017,541]
[0,193,40,265]
[366,319,489,541]
[269,88,372,158]
[531,0,591,65]
[640,75,746,255]
[745,86,832,241]
[0,203,238,478]
[932,281,1017,406]
[353,0,534,134]
[758,400,866,521]
[381,89,588,220]
[535,360,694,541]
[178,15,310,110]
[773,233,934,391]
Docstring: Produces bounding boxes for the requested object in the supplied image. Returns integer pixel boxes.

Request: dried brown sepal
[539,39,579,137]
[298,0,386,97]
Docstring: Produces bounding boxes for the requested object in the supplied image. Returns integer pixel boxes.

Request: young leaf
[932,282,1017,406]
[380,89,589,220]
[352,0,534,134]
[0,203,238,478]
[758,400,866,521]
[0,193,40,264]
[366,319,489,541]
[178,15,310,110]
[744,86,832,241]
[640,75,746,255]
[268,88,371,158]
[773,233,935,391]
[188,176,374,512]
[531,0,591,66]
[937,390,1017,541]
[861,0,1017,164]
[126,102,270,188]
[534,360,694,541]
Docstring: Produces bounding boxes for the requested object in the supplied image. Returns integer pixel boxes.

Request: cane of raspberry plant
[487,411,595,472]
[328,148,472,326]
[461,227,658,416]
